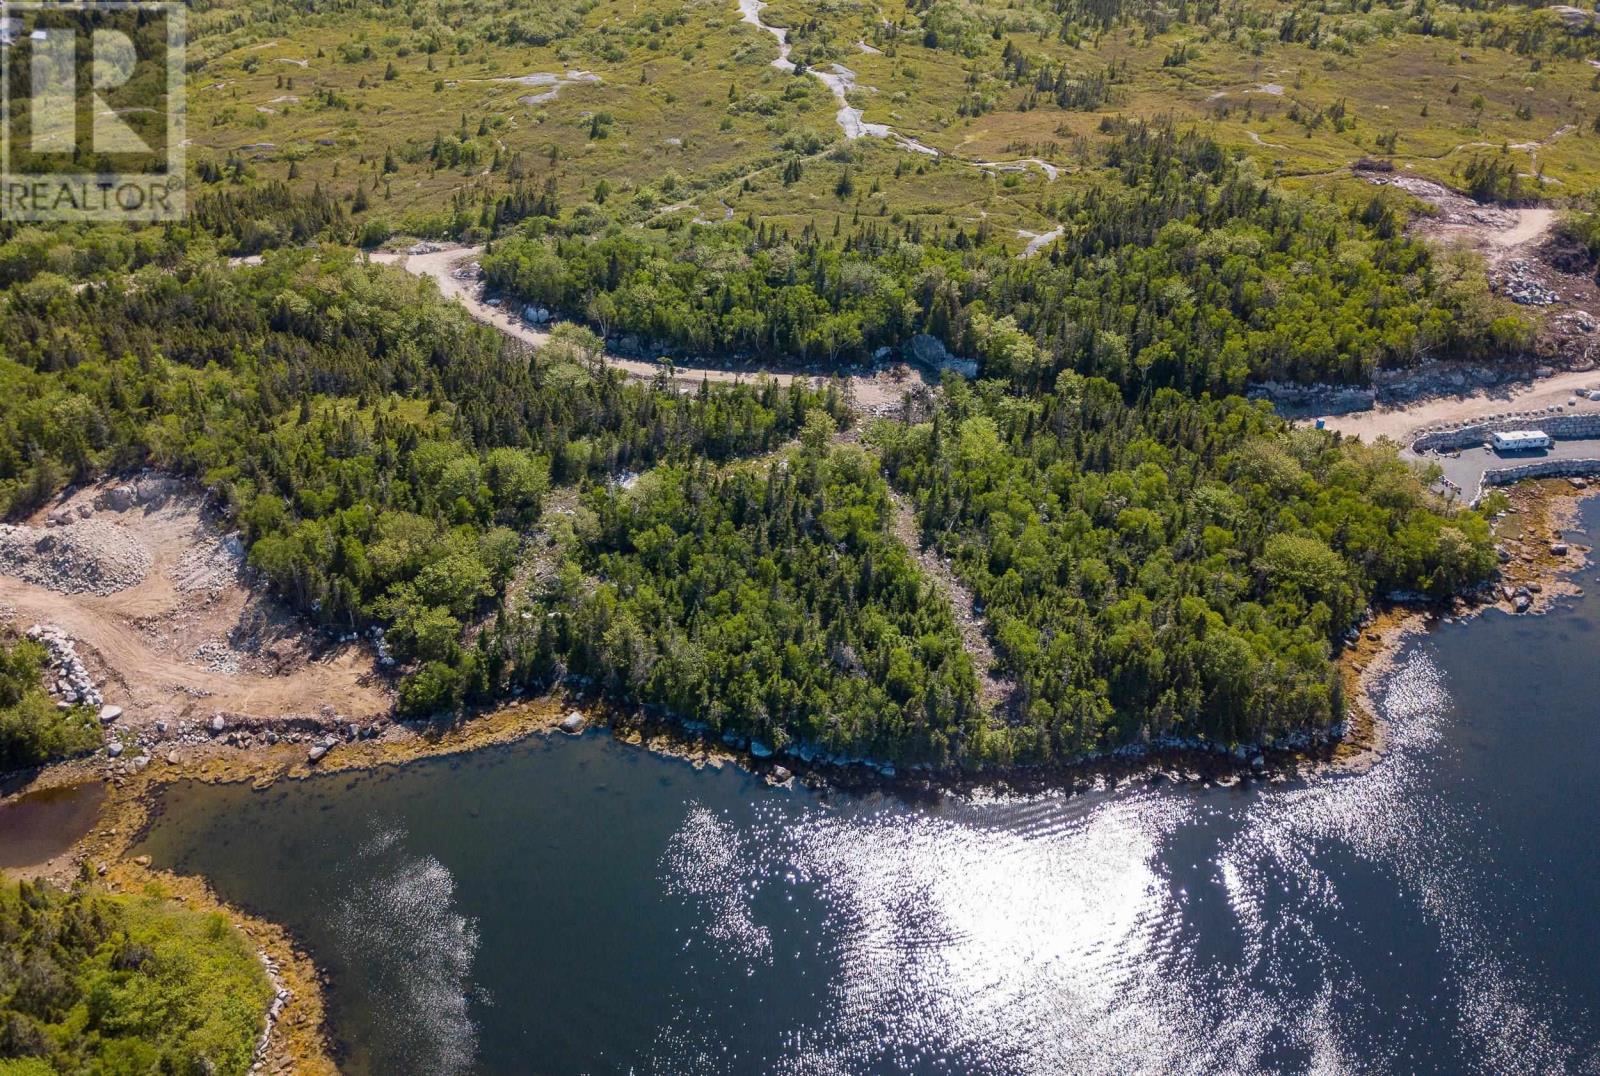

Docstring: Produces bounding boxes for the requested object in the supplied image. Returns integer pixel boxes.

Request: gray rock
[749,740,774,758]
[558,711,587,735]
[904,333,979,379]
[94,485,137,511]
[106,741,124,758]
[210,715,226,733]
[98,705,123,725]
[308,742,330,763]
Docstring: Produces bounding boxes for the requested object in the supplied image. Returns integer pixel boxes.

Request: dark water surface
[136,506,1600,1075]
[0,782,105,869]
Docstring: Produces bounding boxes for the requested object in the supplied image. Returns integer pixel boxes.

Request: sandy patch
[0,477,389,732]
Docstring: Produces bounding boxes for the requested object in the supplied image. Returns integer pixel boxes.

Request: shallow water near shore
[136,503,1600,1074]
[0,782,105,869]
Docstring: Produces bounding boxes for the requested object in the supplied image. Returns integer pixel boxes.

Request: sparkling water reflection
[136,509,1600,1075]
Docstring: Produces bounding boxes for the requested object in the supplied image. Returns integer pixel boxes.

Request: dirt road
[0,479,388,730]
[1317,369,1600,443]
[369,246,922,410]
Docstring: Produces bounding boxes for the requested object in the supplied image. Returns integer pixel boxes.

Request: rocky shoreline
[2,475,1594,1074]
[1340,477,1595,771]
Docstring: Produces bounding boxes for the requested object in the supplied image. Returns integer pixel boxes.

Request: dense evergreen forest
[480,126,1525,389]
[0,0,1539,769]
[0,234,844,721]
[0,876,271,1073]
[466,374,1494,766]
[504,430,988,762]
[876,377,1493,759]
[0,195,1499,763]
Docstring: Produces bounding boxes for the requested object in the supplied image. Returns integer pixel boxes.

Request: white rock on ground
[0,519,151,594]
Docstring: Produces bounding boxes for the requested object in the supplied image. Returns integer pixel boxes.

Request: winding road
[368,246,922,409]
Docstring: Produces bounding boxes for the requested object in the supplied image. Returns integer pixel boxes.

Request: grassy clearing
[179,0,1600,254]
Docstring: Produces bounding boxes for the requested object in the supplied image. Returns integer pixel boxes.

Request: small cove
[133,502,1600,1075]
[0,782,106,870]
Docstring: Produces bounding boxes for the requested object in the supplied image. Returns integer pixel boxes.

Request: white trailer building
[1490,430,1552,453]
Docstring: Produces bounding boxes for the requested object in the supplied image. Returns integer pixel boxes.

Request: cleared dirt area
[1376,172,1599,329]
[884,488,1016,716]
[1320,369,1600,443]
[1375,174,1553,262]
[0,477,389,731]
[1312,175,1600,444]
[368,244,928,411]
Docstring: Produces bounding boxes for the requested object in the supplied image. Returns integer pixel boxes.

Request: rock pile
[0,519,151,594]
[108,713,387,769]
[171,533,245,593]
[25,623,103,708]
[250,950,293,1075]
[1494,259,1560,306]
[193,638,242,675]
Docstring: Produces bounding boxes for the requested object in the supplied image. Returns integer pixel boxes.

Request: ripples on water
[137,618,1600,1075]
[645,651,1594,1075]
[331,823,481,1075]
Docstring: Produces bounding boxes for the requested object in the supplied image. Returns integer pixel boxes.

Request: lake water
[136,505,1600,1075]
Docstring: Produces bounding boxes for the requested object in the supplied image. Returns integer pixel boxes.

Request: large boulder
[558,711,587,735]
[904,334,978,379]
[94,485,137,511]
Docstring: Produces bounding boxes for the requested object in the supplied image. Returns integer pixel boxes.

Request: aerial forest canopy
[0,875,273,1073]
[481,124,1524,390]
[0,223,1495,765]
[0,0,1559,770]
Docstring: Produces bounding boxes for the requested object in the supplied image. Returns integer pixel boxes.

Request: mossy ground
[188,0,1600,250]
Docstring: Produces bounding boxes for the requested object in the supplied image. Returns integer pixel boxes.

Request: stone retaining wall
[1414,413,1600,453]
[1472,457,1600,505]
[1248,381,1376,416]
